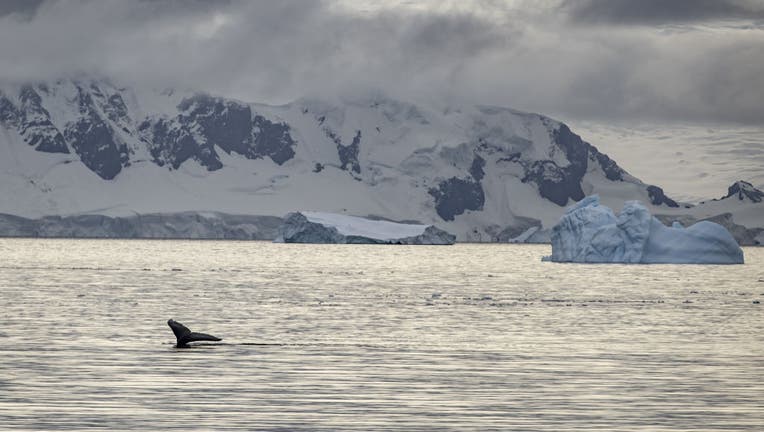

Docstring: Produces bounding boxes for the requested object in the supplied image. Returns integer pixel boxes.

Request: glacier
[275,212,455,245]
[545,196,744,264]
[0,212,282,239]
[0,79,762,244]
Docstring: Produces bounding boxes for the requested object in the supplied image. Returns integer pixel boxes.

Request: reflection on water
[0,239,762,430]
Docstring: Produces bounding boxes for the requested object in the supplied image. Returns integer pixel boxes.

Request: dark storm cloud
[0,0,44,19]
[0,0,514,101]
[562,0,764,24]
[0,0,761,125]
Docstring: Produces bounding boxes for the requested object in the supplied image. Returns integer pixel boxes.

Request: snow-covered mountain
[652,181,764,245]
[570,121,764,204]
[0,79,761,243]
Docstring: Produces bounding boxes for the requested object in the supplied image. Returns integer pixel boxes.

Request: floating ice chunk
[275,211,455,245]
[545,195,744,264]
[508,226,540,243]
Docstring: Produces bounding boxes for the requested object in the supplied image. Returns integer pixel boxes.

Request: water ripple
[0,239,762,430]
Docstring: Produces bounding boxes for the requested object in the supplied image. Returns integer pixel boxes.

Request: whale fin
[168,319,191,340]
[185,332,223,343]
[167,319,222,347]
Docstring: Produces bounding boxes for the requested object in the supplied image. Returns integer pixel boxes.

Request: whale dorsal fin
[167,319,222,347]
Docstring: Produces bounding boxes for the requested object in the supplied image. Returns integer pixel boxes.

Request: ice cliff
[276,212,455,244]
[0,212,282,239]
[545,196,744,264]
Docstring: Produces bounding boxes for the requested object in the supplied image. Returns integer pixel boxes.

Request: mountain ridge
[0,78,761,243]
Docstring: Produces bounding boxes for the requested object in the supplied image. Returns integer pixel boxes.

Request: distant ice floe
[275,211,455,245]
[544,195,744,264]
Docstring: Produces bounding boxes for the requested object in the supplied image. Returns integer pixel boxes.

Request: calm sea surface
[0,239,762,431]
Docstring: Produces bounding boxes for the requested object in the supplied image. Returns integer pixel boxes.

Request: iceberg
[545,196,744,264]
[275,212,456,245]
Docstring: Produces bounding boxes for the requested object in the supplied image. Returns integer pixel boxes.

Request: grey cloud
[562,0,764,24]
[0,0,44,19]
[0,0,761,125]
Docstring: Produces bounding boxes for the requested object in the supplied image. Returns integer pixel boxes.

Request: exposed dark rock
[553,124,590,175]
[647,185,679,207]
[469,154,486,181]
[313,162,324,173]
[17,86,69,154]
[142,94,296,172]
[18,86,43,109]
[522,123,626,206]
[24,127,68,154]
[179,94,253,157]
[428,152,487,221]
[428,177,485,221]
[65,118,126,179]
[592,150,624,181]
[523,160,584,207]
[0,93,17,124]
[521,124,586,206]
[324,128,341,145]
[337,130,362,174]
[64,86,129,179]
[497,152,521,163]
[103,93,130,124]
[139,118,222,170]
[723,180,763,203]
[252,115,296,165]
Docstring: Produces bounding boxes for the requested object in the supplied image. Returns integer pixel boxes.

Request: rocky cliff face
[0,86,69,154]
[723,181,763,203]
[0,78,759,242]
[0,82,298,180]
[138,94,296,172]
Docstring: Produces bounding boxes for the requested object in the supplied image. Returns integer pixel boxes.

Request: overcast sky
[1,0,763,125]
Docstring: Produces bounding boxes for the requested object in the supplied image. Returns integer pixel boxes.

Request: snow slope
[0,78,761,243]
[572,121,764,204]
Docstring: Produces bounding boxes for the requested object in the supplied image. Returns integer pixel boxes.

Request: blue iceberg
[545,195,744,264]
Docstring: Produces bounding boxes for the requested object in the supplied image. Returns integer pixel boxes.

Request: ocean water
[0,239,762,431]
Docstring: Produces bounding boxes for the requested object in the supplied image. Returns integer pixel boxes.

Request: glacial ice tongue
[275,211,455,245]
[545,195,744,264]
